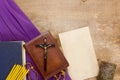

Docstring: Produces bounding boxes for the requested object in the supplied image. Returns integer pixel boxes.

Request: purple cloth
[0,0,71,80]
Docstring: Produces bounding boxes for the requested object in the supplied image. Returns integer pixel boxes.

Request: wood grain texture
[15,0,120,80]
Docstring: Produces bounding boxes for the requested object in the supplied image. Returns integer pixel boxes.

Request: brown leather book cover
[24,32,69,80]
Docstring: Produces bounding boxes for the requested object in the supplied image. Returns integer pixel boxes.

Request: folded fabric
[0,0,71,80]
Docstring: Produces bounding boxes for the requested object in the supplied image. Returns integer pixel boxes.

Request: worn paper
[59,27,99,80]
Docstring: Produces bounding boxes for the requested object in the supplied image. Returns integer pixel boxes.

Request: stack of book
[0,41,26,80]
[0,32,69,80]
[0,26,116,80]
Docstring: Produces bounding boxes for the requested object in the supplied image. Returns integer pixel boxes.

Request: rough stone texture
[97,61,116,80]
[15,0,120,80]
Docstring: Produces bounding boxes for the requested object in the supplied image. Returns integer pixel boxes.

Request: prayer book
[0,41,26,80]
[24,32,69,80]
[59,27,99,80]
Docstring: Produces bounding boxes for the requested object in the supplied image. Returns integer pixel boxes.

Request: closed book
[24,32,69,80]
[59,27,99,80]
[0,41,26,80]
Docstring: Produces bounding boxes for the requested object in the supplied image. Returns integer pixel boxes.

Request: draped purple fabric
[0,0,71,80]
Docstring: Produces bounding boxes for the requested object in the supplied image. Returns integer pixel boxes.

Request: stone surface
[97,61,116,80]
[15,0,120,80]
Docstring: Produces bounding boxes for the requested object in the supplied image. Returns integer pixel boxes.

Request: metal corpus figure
[35,37,55,72]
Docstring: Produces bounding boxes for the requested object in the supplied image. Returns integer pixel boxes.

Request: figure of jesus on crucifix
[35,37,55,72]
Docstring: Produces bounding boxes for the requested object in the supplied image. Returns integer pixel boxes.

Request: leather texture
[24,32,69,80]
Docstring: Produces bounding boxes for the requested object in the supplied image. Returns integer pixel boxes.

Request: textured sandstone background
[15,0,120,80]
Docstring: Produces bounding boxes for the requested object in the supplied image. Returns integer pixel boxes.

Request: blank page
[59,27,99,80]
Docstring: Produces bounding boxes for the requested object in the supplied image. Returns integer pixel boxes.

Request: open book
[59,27,99,80]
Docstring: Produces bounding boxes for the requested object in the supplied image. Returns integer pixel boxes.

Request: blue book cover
[0,41,26,79]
